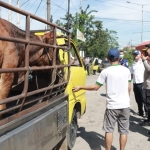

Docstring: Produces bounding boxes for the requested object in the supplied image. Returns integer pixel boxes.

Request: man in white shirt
[131,50,145,116]
[73,48,131,150]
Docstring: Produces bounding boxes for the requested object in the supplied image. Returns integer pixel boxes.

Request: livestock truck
[0,1,86,150]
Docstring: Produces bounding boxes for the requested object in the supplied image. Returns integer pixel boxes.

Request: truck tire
[67,109,78,149]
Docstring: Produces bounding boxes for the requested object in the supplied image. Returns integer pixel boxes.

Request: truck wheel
[67,110,78,149]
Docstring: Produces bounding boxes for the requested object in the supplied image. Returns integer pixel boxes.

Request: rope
[45,48,52,61]
[38,65,58,103]
[35,74,39,90]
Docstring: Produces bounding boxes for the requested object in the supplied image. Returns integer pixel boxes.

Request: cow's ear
[42,34,48,43]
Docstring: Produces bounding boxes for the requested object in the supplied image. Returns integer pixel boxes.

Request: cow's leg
[0,45,18,111]
[0,73,15,110]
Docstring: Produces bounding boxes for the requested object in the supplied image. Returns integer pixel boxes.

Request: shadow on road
[130,109,150,141]
[77,127,117,150]
[100,93,106,97]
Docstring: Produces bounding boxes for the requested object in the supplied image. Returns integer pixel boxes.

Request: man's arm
[130,64,133,80]
[73,69,106,92]
[141,54,150,72]
[143,60,150,72]
[128,82,131,96]
[73,84,101,92]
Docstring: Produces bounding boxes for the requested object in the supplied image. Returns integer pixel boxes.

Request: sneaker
[145,112,148,118]
[139,113,144,117]
[147,130,150,135]
[137,112,144,117]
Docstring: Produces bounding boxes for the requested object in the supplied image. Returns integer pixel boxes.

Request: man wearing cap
[141,44,150,126]
[73,48,131,150]
[131,50,145,117]
[119,50,129,68]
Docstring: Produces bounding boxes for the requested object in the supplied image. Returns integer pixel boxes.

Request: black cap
[145,44,150,48]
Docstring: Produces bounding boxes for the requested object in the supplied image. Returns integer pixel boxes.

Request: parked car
[98,59,110,72]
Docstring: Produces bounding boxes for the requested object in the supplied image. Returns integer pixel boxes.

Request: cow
[0,18,62,111]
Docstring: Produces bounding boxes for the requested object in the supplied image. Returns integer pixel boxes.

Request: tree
[123,47,134,66]
[55,5,119,59]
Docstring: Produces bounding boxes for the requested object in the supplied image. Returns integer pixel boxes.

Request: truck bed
[0,94,68,150]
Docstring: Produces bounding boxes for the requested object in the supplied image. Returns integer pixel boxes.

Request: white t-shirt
[96,65,131,109]
[130,59,145,84]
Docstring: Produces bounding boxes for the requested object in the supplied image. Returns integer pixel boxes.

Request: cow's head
[43,31,54,45]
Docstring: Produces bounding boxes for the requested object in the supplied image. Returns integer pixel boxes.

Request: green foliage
[124,50,134,66]
[55,5,119,59]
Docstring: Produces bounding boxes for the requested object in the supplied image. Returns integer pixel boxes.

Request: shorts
[103,108,130,134]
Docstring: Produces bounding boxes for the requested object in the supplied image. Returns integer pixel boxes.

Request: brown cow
[0,18,61,110]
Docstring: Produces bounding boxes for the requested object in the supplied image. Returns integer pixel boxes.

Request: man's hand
[141,54,148,61]
[72,86,81,92]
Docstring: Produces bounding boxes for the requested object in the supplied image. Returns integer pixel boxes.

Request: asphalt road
[73,73,150,150]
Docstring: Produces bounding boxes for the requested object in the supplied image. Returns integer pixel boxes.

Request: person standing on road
[119,50,129,68]
[141,44,150,126]
[84,57,90,75]
[73,48,131,150]
[92,57,99,75]
[130,50,145,117]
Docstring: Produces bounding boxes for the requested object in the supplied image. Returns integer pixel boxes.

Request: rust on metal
[0,1,71,125]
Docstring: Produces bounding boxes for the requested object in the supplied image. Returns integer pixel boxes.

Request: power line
[30,0,43,23]
[52,0,66,15]
[24,0,37,11]
[70,0,78,12]
[34,0,43,15]
[95,0,150,13]
[96,11,138,16]
[51,0,67,11]
[95,17,150,23]
[20,0,29,7]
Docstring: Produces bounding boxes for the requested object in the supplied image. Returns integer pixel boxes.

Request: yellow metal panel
[34,32,45,36]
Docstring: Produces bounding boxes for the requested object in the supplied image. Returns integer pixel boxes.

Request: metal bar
[0,36,69,50]
[0,87,66,115]
[26,82,68,97]
[0,64,70,73]
[0,94,25,105]
[23,88,65,106]
[45,28,57,101]
[19,15,31,111]
[0,94,67,131]
[0,1,71,122]
[0,82,67,105]
[0,105,21,115]
[0,1,69,33]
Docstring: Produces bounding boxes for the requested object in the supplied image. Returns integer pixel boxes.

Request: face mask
[119,55,124,59]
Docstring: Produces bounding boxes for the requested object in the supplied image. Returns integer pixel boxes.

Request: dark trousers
[85,65,89,75]
[133,83,144,115]
[93,70,96,75]
[144,89,150,120]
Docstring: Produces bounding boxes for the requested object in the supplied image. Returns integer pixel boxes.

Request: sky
[1,0,150,49]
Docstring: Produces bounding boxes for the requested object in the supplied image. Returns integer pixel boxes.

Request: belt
[133,82,143,85]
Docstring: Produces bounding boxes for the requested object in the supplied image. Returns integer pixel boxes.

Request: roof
[135,41,150,51]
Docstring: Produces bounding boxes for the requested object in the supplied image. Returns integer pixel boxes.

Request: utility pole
[130,40,132,50]
[47,0,50,29]
[8,0,12,22]
[80,0,82,12]
[141,5,143,43]
[80,0,86,12]
[67,0,70,30]
[17,0,20,28]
